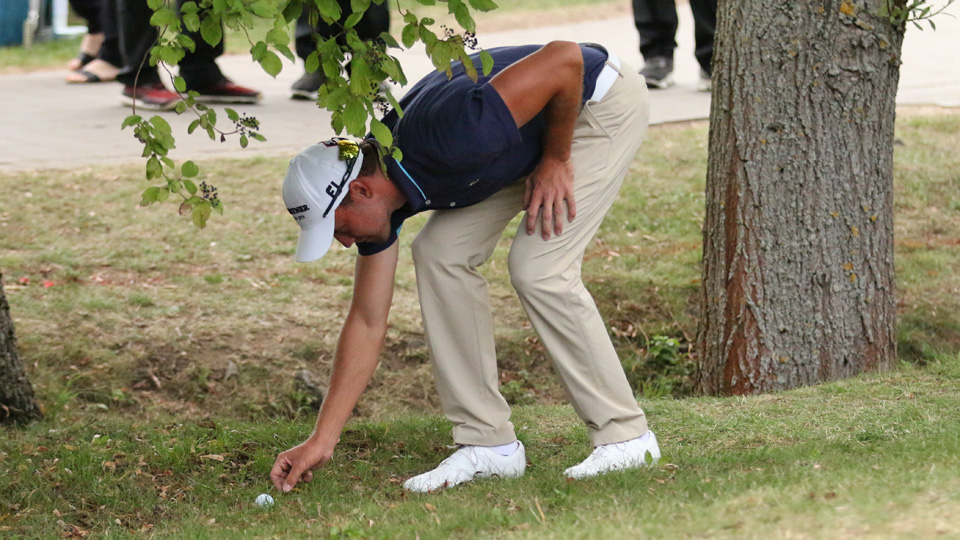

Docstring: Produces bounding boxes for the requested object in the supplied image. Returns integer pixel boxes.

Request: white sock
[486,441,520,456]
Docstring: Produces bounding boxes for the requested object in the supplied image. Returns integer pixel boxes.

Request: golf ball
[255,493,275,507]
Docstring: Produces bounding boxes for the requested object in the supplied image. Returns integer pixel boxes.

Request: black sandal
[71,52,96,71]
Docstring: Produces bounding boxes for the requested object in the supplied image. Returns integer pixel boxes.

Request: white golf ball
[255,493,275,507]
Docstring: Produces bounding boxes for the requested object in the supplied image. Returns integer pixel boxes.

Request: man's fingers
[282,463,305,492]
[567,195,577,223]
[526,198,541,235]
[553,199,565,236]
[270,456,290,491]
[523,180,534,210]
[541,204,554,240]
[302,470,314,483]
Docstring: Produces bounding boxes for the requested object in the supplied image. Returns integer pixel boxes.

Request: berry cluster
[199,181,221,207]
[233,113,261,138]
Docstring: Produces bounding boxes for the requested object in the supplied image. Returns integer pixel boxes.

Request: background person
[633,0,716,90]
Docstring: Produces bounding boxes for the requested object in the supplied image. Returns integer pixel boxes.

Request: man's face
[332,198,392,248]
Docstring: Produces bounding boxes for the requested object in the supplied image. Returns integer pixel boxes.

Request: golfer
[271,41,659,493]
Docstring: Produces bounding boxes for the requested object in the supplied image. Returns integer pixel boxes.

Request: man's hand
[524,156,576,240]
[270,439,332,493]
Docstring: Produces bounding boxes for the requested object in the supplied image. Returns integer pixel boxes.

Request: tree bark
[697,0,903,394]
[1,271,42,424]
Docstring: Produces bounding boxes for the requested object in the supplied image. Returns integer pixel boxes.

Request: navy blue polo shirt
[357,43,609,256]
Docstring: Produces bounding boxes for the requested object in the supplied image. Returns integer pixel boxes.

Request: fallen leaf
[200,454,225,462]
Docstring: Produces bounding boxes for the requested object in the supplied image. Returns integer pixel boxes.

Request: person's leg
[507,62,650,448]
[176,0,226,90]
[67,0,104,69]
[115,0,161,86]
[351,0,390,41]
[689,0,716,74]
[633,0,678,88]
[411,186,526,447]
[66,0,120,82]
[403,185,529,492]
[632,0,677,61]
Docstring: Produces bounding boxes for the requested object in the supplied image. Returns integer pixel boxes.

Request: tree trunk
[1,271,42,424]
[697,0,903,394]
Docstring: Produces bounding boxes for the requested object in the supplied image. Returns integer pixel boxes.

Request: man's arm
[489,40,584,240]
[270,241,399,492]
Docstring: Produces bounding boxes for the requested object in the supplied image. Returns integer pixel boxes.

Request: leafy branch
[881,0,955,29]
[123,0,498,229]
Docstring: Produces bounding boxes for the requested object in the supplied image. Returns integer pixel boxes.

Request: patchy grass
[1,353,958,538]
[1,107,959,538]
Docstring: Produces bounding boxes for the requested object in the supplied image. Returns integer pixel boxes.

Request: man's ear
[349,177,375,201]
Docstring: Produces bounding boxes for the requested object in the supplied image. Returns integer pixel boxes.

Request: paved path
[1,4,957,171]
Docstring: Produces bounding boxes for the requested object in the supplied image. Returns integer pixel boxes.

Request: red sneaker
[191,78,262,104]
[121,81,181,111]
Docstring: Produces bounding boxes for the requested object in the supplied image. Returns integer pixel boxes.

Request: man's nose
[334,233,355,248]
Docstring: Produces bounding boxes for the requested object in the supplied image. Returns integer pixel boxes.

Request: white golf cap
[282,138,364,262]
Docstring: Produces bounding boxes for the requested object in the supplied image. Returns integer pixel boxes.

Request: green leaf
[149,115,172,134]
[200,16,223,47]
[369,118,393,148]
[157,187,170,202]
[480,49,494,76]
[149,8,179,28]
[188,119,201,134]
[316,0,342,22]
[259,50,283,78]
[250,1,275,17]
[175,101,187,114]
[342,99,368,136]
[305,51,320,74]
[179,1,199,14]
[459,47,478,82]
[182,160,200,178]
[146,156,162,179]
[192,201,213,229]
[158,44,185,66]
[250,41,268,61]
[343,12,364,29]
[184,179,198,195]
[401,23,418,48]
[182,12,201,32]
[175,33,196,52]
[224,108,239,122]
[147,0,164,9]
[161,156,174,168]
[282,0,304,22]
[403,11,418,24]
[467,0,497,11]
[173,76,187,92]
[251,133,267,142]
[122,115,142,129]
[266,26,288,47]
[454,3,475,32]
[351,0,371,14]
[140,186,160,206]
[240,134,249,148]
[378,31,399,49]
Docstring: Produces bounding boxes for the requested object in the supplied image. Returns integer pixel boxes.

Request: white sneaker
[564,431,660,479]
[403,442,526,493]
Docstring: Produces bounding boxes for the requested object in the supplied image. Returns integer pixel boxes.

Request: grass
[2,356,959,538]
[0,0,625,74]
[1,108,959,538]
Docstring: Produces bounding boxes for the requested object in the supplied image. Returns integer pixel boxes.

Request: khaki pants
[411,60,650,447]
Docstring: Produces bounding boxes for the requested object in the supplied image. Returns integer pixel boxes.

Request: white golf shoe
[564,430,660,479]
[403,442,526,493]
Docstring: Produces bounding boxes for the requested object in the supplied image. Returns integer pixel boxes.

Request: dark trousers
[632,0,716,72]
[295,0,390,61]
[68,0,103,34]
[115,0,223,87]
